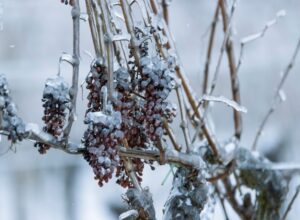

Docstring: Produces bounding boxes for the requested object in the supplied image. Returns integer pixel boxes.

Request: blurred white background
[0,0,300,219]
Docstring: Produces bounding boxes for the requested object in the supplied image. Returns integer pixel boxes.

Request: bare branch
[122,139,143,191]
[202,3,219,95]
[236,10,286,74]
[162,119,182,152]
[118,147,204,169]
[120,0,142,68]
[63,0,81,140]
[175,84,192,153]
[218,0,242,139]
[208,0,237,97]
[85,0,102,57]
[215,186,230,220]
[281,185,300,220]
[98,0,114,99]
[1,123,84,155]
[161,0,169,25]
[252,37,300,150]
[119,210,139,220]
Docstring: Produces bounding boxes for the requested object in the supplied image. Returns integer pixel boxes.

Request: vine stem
[85,0,101,57]
[175,84,192,153]
[202,3,219,96]
[63,0,80,141]
[218,0,242,140]
[161,0,169,25]
[98,0,114,99]
[122,139,143,191]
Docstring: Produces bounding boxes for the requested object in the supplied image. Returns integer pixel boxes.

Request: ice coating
[43,76,70,102]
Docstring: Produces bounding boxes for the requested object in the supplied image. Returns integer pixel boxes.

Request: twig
[162,119,182,152]
[122,139,143,191]
[108,3,130,68]
[118,147,204,169]
[219,0,242,139]
[236,10,286,74]
[216,185,230,220]
[161,0,169,25]
[120,0,142,69]
[175,84,192,153]
[1,124,84,155]
[92,0,106,57]
[63,0,80,141]
[119,209,139,220]
[208,0,236,97]
[201,94,247,113]
[161,165,175,185]
[98,0,114,99]
[202,3,219,95]
[222,178,249,219]
[206,160,235,183]
[122,156,143,191]
[85,0,102,57]
[252,37,300,150]
[281,185,300,220]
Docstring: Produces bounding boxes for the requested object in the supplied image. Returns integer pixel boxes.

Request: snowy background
[0,0,300,219]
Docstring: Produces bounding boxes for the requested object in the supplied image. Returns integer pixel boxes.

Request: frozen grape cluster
[113,67,148,149]
[35,76,70,154]
[85,58,108,113]
[82,27,177,188]
[139,56,176,141]
[0,75,26,143]
[82,107,124,186]
[133,27,177,142]
[113,68,147,187]
[83,66,146,187]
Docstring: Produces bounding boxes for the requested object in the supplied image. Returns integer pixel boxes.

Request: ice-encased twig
[236,10,286,74]
[252,37,300,150]
[202,94,247,113]
[63,0,80,141]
